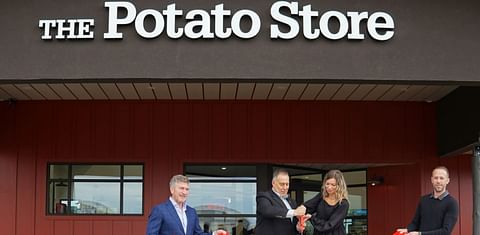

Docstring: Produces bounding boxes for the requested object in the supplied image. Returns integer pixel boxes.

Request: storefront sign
[39,1,395,41]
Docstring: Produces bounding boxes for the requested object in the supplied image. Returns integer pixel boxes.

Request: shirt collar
[429,190,449,200]
[169,197,187,211]
[272,188,288,200]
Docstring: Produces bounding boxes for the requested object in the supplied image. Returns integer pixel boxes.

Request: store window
[47,164,143,215]
[185,165,256,235]
[343,171,368,235]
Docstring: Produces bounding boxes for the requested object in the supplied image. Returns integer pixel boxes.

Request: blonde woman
[302,170,349,235]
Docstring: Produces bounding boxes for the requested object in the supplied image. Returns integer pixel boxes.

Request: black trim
[46,163,144,216]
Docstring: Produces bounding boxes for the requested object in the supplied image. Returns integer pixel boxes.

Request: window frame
[46,163,144,216]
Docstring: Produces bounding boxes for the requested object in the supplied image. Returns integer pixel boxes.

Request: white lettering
[231,10,261,39]
[319,11,349,40]
[270,1,395,41]
[39,20,57,40]
[270,1,299,39]
[104,1,136,39]
[367,12,395,41]
[347,12,368,40]
[39,19,94,40]
[76,19,95,39]
[163,4,183,39]
[39,1,395,41]
[299,5,319,40]
[185,10,214,39]
[135,9,165,39]
[211,4,232,39]
[55,19,77,39]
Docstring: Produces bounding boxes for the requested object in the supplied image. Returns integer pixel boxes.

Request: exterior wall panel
[230,103,249,161]
[0,103,17,235]
[73,221,92,235]
[0,101,473,235]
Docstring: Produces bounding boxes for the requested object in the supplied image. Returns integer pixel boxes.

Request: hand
[214,229,229,235]
[407,232,420,235]
[293,205,306,216]
[296,214,311,233]
[296,215,306,233]
[396,229,408,234]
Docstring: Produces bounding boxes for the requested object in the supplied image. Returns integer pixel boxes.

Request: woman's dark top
[304,193,349,235]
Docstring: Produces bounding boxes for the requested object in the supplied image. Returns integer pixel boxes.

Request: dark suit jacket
[146,199,210,235]
[256,190,299,235]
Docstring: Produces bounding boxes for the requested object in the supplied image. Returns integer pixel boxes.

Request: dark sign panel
[1,0,479,82]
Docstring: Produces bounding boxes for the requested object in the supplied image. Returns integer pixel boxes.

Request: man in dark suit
[146,175,226,235]
[256,169,306,235]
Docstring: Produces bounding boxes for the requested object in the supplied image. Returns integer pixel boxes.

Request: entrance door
[279,165,368,235]
[185,164,367,235]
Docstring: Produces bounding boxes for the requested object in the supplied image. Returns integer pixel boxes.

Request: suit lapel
[167,200,187,235]
[287,197,296,209]
[270,190,296,224]
[185,207,194,235]
[270,190,289,210]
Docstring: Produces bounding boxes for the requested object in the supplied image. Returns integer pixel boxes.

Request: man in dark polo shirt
[397,166,458,235]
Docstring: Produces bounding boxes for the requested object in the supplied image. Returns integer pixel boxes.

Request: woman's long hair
[321,170,349,204]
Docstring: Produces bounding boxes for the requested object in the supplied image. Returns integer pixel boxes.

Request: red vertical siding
[93,221,112,235]
[211,103,228,161]
[290,103,308,160]
[132,102,153,159]
[250,102,269,160]
[151,102,173,205]
[270,102,290,161]
[308,102,327,161]
[365,103,385,162]
[54,220,73,235]
[73,221,92,235]
[327,103,347,162]
[93,102,113,159]
[345,102,367,163]
[0,100,473,235]
[192,102,211,160]
[112,221,130,235]
[0,102,17,235]
[230,103,249,161]
[16,103,36,235]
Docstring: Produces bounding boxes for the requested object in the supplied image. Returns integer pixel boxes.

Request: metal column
[474,145,480,235]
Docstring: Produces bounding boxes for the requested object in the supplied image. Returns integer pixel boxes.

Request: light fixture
[367,176,384,186]
[220,167,227,171]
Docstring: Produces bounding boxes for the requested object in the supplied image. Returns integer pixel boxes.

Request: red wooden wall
[0,100,473,235]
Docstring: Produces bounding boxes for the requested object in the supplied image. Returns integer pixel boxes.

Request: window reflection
[124,182,143,214]
[72,182,120,214]
[186,165,257,235]
[47,164,143,215]
[189,181,256,215]
[72,165,120,180]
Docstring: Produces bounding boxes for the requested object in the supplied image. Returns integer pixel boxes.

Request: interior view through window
[185,164,367,235]
[47,164,144,215]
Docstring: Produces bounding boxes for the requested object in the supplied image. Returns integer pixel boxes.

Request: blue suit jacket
[146,199,210,235]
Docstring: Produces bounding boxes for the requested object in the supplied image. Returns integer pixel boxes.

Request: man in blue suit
[146,175,226,235]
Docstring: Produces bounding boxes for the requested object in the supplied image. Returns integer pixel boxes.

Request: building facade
[1,0,479,234]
